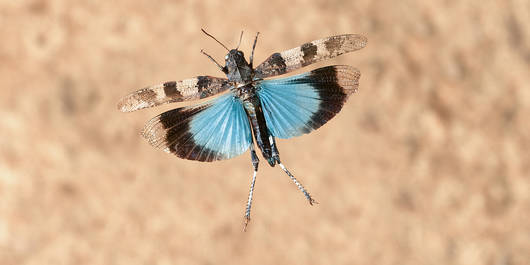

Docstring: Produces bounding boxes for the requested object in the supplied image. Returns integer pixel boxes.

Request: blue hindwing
[142,93,252,162]
[257,65,360,139]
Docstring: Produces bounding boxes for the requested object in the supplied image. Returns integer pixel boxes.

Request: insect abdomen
[242,96,275,167]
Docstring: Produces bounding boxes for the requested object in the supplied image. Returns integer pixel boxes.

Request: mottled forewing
[257,65,360,139]
[142,94,252,162]
[254,34,366,79]
[117,76,231,112]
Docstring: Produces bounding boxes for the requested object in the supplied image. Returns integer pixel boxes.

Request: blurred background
[1,0,529,264]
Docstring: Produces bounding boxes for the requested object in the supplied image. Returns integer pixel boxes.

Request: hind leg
[269,136,317,205]
[244,143,260,231]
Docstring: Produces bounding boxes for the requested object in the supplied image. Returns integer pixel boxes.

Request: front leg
[200,49,228,74]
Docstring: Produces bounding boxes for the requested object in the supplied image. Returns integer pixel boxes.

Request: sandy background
[1,0,529,264]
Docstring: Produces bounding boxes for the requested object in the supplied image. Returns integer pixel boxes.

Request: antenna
[236,31,244,49]
[201,28,229,51]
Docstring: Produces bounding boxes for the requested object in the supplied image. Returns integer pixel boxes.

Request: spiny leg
[269,136,317,205]
[249,32,260,67]
[200,49,226,73]
[278,163,317,205]
[244,143,260,231]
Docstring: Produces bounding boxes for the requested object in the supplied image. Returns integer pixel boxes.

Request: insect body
[117,29,367,230]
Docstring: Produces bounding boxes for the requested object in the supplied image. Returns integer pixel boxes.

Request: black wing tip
[295,65,361,132]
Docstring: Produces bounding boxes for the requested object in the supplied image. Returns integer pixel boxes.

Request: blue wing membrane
[257,65,360,139]
[142,93,252,162]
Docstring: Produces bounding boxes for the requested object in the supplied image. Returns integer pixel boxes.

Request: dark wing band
[117,76,231,112]
[254,34,366,79]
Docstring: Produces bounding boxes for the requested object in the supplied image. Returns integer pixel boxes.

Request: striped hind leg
[243,143,260,231]
[269,136,317,205]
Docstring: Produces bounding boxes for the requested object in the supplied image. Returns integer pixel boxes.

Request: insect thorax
[233,83,258,101]
[225,49,253,83]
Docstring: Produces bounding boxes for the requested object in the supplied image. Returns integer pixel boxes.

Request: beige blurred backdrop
[1,0,529,264]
